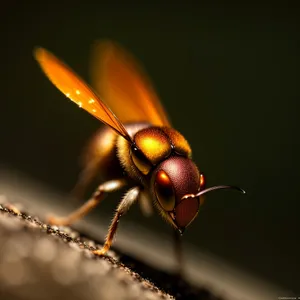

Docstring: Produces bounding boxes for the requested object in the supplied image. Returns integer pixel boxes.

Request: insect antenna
[182,185,245,200]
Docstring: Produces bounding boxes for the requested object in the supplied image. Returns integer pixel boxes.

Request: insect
[34,41,245,261]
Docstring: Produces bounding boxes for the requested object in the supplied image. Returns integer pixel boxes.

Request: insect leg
[173,228,184,276]
[70,162,99,201]
[138,191,153,217]
[48,179,127,226]
[93,186,140,256]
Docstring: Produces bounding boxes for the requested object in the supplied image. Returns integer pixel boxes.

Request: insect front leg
[173,228,184,276]
[93,186,140,256]
[48,179,127,226]
[139,191,153,217]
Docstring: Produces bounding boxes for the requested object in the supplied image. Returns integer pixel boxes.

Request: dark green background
[1,2,299,293]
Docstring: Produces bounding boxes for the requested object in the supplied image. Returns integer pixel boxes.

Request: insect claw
[47,215,70,226]
[178,228,185,235]
[93,248,108,256]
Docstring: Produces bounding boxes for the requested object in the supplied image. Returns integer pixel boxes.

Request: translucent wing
[34,47,132,142]
[90,41,171,127]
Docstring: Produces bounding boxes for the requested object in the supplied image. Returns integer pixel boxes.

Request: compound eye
[199,173,206,206]
[130,146,152,175]
[200,173,205,189]
[155,170,175,211]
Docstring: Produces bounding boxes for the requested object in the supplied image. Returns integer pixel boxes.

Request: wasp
[34,41,245,262]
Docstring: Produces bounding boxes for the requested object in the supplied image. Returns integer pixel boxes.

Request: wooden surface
[0,202,227,300]
[0,170,289,300]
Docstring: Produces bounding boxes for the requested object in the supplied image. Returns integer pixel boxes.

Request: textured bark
[0,202,225,300]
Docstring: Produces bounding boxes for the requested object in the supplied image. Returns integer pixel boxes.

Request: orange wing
[90,41,171,127]
[34,48,132,142]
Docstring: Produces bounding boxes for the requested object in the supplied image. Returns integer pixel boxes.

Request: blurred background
[1,1,299,296]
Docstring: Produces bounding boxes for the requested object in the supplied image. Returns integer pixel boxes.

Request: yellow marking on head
[140,137,165,154]
[134,128,171,165]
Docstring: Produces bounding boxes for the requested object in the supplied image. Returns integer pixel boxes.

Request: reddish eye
[200,173,205,189]
[199,173,206,206]
[155,170,175,211]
